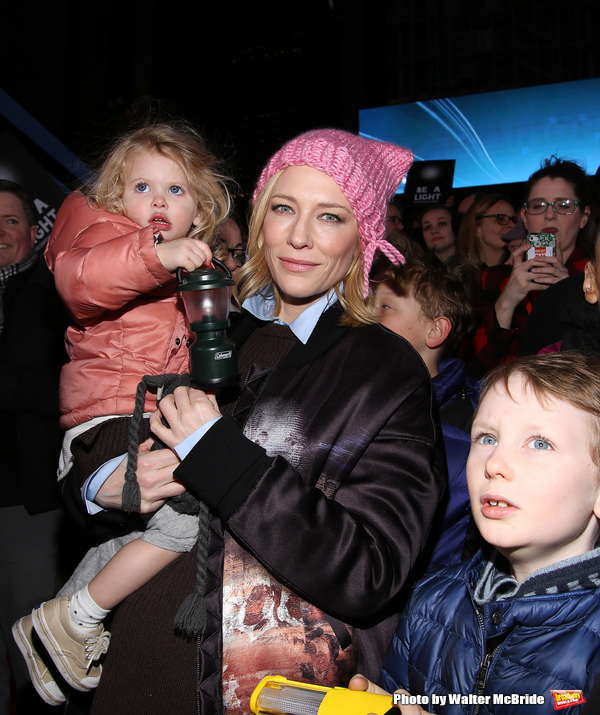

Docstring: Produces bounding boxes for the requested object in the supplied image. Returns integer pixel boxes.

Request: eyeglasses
[523,198,581,215]
[386,215,403,227]
[477,213,517,226]
[227,248,246,265]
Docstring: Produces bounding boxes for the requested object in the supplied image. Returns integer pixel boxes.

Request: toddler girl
[12,122,230,706]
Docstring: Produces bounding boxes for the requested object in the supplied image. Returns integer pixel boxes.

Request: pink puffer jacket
[46,192,190,429]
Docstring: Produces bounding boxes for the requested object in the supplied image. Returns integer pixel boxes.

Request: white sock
[68,585,110,635]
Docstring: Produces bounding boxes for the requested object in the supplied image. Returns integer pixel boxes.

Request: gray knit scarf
[474,547,600,605]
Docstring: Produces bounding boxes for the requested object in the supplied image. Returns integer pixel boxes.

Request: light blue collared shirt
[83,287,339,512]
[242,286,338,344]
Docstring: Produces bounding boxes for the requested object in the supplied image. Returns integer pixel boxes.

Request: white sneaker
[12,613,66,706]
[31,593,110,692]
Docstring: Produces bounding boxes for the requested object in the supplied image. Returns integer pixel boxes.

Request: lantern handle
[176,256,233,286]
[212,257,232,279]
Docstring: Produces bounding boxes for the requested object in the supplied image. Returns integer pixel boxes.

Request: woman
[420,204,458,263]
[457,193,516,267]
[79,129,446,715]
[463,158,592,377]
[520,223,600,358]
[386,200,404,242]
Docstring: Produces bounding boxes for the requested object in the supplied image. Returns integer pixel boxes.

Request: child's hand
[391,689,434,714]
[348,674,389,696]
[348,676,434,715]
[156,237,212,272]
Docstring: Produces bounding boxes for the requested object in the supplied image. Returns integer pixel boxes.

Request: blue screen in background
[359,79,600,189]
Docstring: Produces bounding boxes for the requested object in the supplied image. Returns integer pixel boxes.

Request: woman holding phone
[462,158,592,377]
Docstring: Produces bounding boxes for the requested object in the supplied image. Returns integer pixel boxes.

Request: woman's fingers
[138,437,154,453]
[555,237,564,264]
[509,241,529,266]
[150,386,222,449]
[530,257,568,284]
[94,443,184,513]
[135,447,184,512]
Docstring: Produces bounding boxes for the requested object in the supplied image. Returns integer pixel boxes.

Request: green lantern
[177,258,239,389]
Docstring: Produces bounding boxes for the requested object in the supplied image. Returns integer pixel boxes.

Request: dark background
[2,0,600,208]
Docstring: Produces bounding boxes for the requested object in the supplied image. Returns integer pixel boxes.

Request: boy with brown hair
[373,254,479,566]
[353,352,600,713]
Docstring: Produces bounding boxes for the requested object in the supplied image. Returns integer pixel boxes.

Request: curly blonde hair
[86,122,230,242]
[234,171,375,327]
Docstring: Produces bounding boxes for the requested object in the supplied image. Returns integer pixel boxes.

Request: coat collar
[281,301,349,367]
[232,301,349,369]
[461,550,600,636]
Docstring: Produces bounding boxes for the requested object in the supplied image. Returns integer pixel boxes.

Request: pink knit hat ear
[254,129,414,298]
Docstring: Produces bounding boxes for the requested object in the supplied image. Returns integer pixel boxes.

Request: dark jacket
[90,302,447,715]
[428,358,477,568]
[381,550,600,714]
[0,256,68,513]
[463,247,588,378]
[519,273,600,357]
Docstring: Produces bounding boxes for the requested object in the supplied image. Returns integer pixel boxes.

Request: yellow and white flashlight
[250,675,395,715]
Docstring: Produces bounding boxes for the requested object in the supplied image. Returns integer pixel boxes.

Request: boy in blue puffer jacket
[351,352,600,714]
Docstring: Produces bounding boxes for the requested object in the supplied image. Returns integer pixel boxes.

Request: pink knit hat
[254,129,414,297]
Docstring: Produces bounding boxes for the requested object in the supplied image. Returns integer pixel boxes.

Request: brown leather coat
[90,305,447,715]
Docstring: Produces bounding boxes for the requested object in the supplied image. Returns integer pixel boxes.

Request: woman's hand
[94,438,185,512]
[348,676,434,714]
[495,241,568,329]
[528,237,569,285]
[150,386,221,450]
[156,237,212,273]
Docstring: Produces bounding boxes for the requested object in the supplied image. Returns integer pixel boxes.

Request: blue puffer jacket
[381,551,600,714]
[429,358,478,567]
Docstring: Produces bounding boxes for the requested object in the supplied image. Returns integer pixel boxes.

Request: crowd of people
[2,119,600,715]
[391,158,598,379]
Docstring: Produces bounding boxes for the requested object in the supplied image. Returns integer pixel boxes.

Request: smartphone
[526,232,556,260]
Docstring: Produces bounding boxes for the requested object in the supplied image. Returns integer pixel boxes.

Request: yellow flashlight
[250,675,395,715]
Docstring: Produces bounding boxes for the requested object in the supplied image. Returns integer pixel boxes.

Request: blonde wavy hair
[235,171,376,327]
[85,122,230,242]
